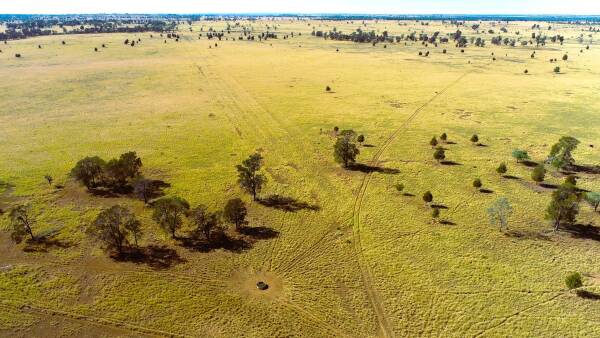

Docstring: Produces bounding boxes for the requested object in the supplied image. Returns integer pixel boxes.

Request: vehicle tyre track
[352,70,474,338]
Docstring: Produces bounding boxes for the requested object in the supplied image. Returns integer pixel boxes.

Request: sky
[1,0,600,15]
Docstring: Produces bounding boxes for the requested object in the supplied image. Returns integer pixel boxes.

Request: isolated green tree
[511,149,530,163]
[236,153,267,201]
[133,177,154,204]
[487,197,513,231]
[532,164,546,184]
[473,178,482,189]
[496,162,507,175]
[357,134,365,146]
[440,133,448,142]
[546,184,579,231]
[433,147,445,163]
[430,136,438,147]
[152,197,190,238]
[565,272,583,290]
[224,198,247,231]
[423,191,433,204]
[470,134,479,144]
[333,134,360,168]
[547,136,580,169]
[394,183,405,192]
[9,205,35,243]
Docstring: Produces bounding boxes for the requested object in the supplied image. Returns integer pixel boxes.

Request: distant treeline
[0,17,177,41]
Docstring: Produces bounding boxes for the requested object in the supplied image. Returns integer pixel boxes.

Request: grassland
[1,18,599,337]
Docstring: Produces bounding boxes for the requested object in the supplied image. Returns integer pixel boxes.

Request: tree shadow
[479,189,494,194]
[178,233,252,254]
[568,164,600,175]
[476,143,488,147]
[88,188,120,198]
[504,230,551,241]
[502,175,520,180]
[539,183,558,190]
[431,204,449,210]
[239,226,279,240]
[521,160,538,168]
[576,290,600,300]
[440,220,456,225]
[22,232,74,253]
[258,194,320,212]
[347,163,400,174]
[563,223,600,242]
[402,193,415,197]
[111,245,186,270]
[141,180,171,200]
[440,161,462,166]
[445,141,457,145]
[362,144,376,148]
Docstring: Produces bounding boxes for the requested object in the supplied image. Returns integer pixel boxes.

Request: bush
[473,178,482,189]
[423,191,433,203]
[496,163,507,175]
[532,164,546,183]
[554,66,561,73]
[470,134,479,144]
[394,183,404,192]
[565,272,583,290]
[430,136,438,147]
[440,133,447,141]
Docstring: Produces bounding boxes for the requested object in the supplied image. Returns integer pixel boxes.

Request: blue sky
[1,0,600,15]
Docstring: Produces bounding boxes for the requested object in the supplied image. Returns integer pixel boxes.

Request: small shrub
[532,164,546,184]
[423,191,433,204]
[394,183,404,192]
[326,86,331,92]
[430,136,438,147]
[554,66,561,73]
[473,178,482,189]
[496,163,507,175]
[565,272,583,290]
[440,133,447,142]
[470,134,479,144]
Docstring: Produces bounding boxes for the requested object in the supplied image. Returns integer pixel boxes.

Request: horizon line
[2,12,600,16]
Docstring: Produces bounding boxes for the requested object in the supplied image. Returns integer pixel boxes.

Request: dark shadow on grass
[22,233,74,253]
[502,175,520,180]
[431,204,449,210]
[362,144,376,148]
[504,230,551,241]
[88,188,120,198]
[111,245,186,270]
[347,163,400,174]
[569,164,600,175]
[178,233,251,253]
[440,161,462,166]
[539,183,558,190]
[258,194,320,212]
[402,193,415,197]
[563,223,600,242]
[445,141,457,145]
[476,143,488,147]
[479,189,494,194]
[576,290,600,300]
[440,220,456,225]
[521,160,538,168]
[239,226,280,240]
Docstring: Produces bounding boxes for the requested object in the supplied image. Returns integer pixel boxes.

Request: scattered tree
[470,134,479,144]
[357,134,365,146]
[394,183,404,192]
[473,178,482,189]
[191,205,221,241]
[547,136,580,169]
[433,147,445,163]
[546,183,579,231]
[565,272,583,290]
[236,153,267,201]
[152,197,190,238]
[423,191,433,204]
[89,205,139,254]
[133,177,154,204]
[333,134,360,168]
[223,198,247,231]
[532,164,546,184]
[440,133,447,142]
[512,149,530,163]
[496,163,507,175]
[71,156,106,190]
[9,205,35,243]
[562,54,568,61]
[487,197,513,231]
[430,136,438,147]
[431,208,440,223]
[554,66,561,73]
